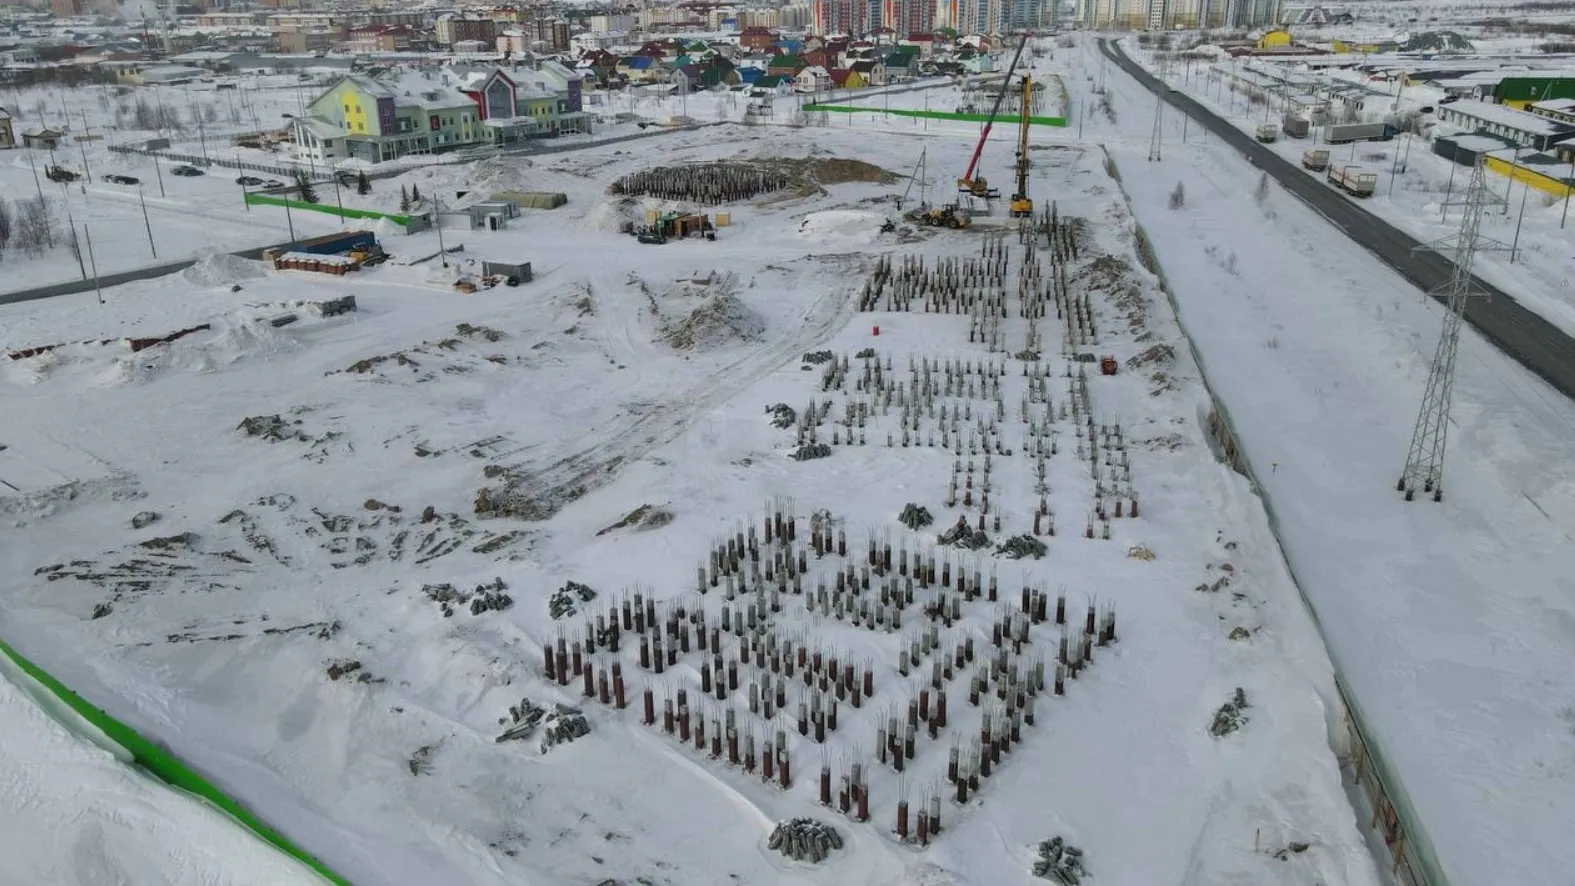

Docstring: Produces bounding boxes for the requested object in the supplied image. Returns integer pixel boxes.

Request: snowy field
[0,651,324,886]
[1071,34,1575,886]
[1126,44,1575,337]
[0,96,1379,884]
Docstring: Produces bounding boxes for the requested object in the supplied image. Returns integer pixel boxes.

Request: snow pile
[181,253,266,287]
[796,209,887,245]
[654,272,765,351]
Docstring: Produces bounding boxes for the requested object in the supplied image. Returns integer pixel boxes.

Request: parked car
[171,165,204,176]
[262,179,284,188]
[334,170,357,186]
[236,175,265,186]
[103,174,140,185]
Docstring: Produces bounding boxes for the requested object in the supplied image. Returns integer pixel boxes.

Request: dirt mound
[808,158,897,185]
[663,293,765,350]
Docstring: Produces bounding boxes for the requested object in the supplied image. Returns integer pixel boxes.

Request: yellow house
[1256,29,1293,50]
[831,69,868,89]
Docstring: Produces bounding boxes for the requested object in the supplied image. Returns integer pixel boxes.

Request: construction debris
[767,819,842,863]
[898,503,934,529]
[1210,687,1250,738]
[767,403,798,429]
[1033,837,1089,885]
[789,442,832,461]
[996,534,1048,559]
[549,580,598,619]
[938,515,990,550]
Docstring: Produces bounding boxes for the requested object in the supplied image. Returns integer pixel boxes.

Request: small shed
[22,128,64,150]
[492,190,568,210]
[469,200,520,230]
[1434,132,1517,166]
[481,259,532,283]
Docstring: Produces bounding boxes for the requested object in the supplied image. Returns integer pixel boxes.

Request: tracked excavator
[957,32,1032,202]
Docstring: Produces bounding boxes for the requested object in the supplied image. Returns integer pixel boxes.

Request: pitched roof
[828,69,853,85]
[850,60,876,73]
[344,73,393,99]
[768,53,806,68]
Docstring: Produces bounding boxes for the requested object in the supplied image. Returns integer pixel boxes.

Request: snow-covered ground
[0,96,1379,885]
[0,652,324,885]
[1073,34,1575,886]
[1129,44,1575,337]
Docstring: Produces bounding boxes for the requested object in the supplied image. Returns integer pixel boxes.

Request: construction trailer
[468,200,520,230]
[481,259,532,284]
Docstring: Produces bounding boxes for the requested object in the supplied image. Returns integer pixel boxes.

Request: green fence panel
[0,636,350,886]
[245,193,412,227]
[803,104,1067,127]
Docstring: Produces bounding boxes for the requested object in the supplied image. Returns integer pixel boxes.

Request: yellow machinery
[957,33,1031,201]
[921,204,971,229]
[1009,75,1034,218]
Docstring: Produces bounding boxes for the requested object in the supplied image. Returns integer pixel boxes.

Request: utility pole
[139,187,157,259]
[283,198,296,241]
[435,195,448,267]
[1510,175,1530,263]
[1563,155,1574,229]
[64,206,87,280]
[84,223,105,305]
[1148,93,1164,161]
[1397,158,1492,502]
[153,153,165,197]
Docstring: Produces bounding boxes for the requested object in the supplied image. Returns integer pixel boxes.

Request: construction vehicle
[1324,122,1396,144]
[957,32,1032,201]
[1282,115,1310,138]
[920,204,971,229]
[1327,165,1378,197]
[1301,148,1331,171]
[1255,123,1280,143]
[1009,74,1034,218]
[348,243,389,266]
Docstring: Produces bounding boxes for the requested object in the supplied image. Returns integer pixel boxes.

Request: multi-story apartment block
[587,13,637,32]
[880,0,933,37]
[434,16,497,47]
[343,24,414,53]
[812,0,867,37]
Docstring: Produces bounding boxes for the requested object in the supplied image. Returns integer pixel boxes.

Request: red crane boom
[959,32,1033,192]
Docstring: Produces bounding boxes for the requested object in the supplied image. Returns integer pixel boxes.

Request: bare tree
[0,200,11,258]
[12,198,53,256]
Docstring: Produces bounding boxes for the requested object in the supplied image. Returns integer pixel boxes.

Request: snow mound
[181,253,266,287]
[663,293,765,350]
[796,210,887,245]
[582,197,642,232]
[99,317,295,386]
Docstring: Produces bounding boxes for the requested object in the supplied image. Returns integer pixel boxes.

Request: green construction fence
[0,636,350,886]
[803,103,1067,127]
[245,192,414,228]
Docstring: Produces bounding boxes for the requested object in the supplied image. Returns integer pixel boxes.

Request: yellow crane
[1009,75,1034,218]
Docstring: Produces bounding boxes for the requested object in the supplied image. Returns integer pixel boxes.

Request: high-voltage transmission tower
[1397,158,1493,502]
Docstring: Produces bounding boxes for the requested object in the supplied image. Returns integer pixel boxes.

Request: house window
[345,103,351,112]
[430,115,441,130]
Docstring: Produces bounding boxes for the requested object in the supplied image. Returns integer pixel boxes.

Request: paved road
[1099,39,1575,401]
